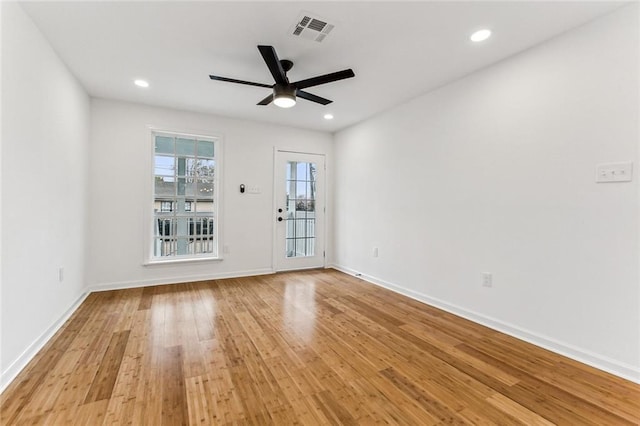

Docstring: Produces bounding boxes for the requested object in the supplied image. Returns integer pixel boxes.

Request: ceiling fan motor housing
[274,83,297,98]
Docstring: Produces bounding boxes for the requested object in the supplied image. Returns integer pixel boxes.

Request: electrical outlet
[58,267,64,282]
[482,272,492,288]
[373,247,379,257]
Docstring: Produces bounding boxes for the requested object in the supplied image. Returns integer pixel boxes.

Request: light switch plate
[596,162,633,183]
[482,272,492,288]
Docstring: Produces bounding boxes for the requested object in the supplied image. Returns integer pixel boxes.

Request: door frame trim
[272,148,327,272]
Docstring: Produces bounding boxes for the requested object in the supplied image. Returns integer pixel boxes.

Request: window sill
[144,256,223,266]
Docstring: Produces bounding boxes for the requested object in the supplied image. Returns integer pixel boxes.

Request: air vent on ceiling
[291,12,335,43]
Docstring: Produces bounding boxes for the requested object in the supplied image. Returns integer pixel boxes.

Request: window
[151,131,219,260]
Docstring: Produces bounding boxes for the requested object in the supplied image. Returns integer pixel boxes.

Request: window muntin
[152,132,218,260]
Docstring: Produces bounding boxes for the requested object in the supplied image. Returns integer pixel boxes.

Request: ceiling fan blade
[293,69,355,90]
[209,75,272,88]
[297,90,332,105]
[258,45,288,85]
[257,94,274,106]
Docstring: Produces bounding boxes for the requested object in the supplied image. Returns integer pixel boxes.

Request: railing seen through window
[152,132,218,259]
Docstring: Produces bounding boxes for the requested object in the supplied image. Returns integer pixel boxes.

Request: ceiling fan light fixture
[273,84,297,108]
[274,93,296,108]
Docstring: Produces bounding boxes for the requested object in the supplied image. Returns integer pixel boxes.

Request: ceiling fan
[209,45,355,108]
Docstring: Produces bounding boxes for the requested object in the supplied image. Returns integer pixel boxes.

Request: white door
[274,151,325,271]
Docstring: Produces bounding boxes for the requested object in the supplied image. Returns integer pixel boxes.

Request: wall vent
[291,12,335,43]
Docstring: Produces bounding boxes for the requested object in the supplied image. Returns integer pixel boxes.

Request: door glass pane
[285,161,316,258]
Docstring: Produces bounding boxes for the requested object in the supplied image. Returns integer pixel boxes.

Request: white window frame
[145,129,223,265]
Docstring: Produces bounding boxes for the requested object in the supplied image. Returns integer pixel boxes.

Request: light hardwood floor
[1,269,639,425]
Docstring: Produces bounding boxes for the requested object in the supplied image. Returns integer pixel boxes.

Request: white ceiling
[21,1,626,132]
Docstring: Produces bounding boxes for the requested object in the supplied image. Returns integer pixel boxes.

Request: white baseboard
[0,291,89,393]
[330,264,640,384]
[86,268,275,292]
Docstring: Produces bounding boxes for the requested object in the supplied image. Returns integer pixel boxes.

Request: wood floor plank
[161,345,188,426]
[112,288,143,333]
[187,282,217,342]
[76,312,120,366]
[74,399,109,426]
[138,285,156,311]
[84,330,131,403]
[2,269,638,425]
[312,390,358,425]
[102,351,142,425]
[485,393,555,426]
[378,367,468,424]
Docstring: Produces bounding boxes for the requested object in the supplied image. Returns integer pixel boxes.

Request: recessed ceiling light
[324,113,334,120]
[134,79,149,88]
[470,29,492,43]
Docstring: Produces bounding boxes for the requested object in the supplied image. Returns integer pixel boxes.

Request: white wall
[1,3,90,387]
[88,99,332,289]
[333,5,639,381]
